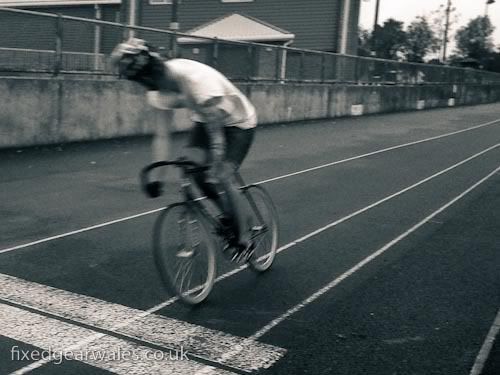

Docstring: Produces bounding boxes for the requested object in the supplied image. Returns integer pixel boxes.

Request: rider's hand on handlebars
[144,181,163,198]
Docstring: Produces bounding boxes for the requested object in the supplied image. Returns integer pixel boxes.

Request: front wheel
[242,185,279,272]
[153,203,217,305]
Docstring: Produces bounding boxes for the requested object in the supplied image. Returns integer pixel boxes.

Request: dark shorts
[188,122,255,168]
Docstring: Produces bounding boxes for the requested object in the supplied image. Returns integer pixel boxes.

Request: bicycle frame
[181,169,266,238]
[140,159,267,240]
[144,159,278,304]
[179,173,222,232]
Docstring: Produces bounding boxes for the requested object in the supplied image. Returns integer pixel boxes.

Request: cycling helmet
[111,38,156,79]
[111,37,174,91]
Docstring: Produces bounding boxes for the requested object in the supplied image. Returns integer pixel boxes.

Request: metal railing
[1,7,500,84]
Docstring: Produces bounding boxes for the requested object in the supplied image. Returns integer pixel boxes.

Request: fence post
[321,53,326,83]
[336,55,343,83]
[280,46,288,82]
[169,32,178,58]
[247,45,254,80]
[121,25,129,41]
[275,46,281,81]
[211,38,219,68]
[54,13,63,76]
[94,4,102,71]
[354,56,359,84]
[299,51,305,82]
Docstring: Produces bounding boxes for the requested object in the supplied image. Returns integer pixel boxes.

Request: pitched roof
[0,0,120,6]
[178,13,295,44]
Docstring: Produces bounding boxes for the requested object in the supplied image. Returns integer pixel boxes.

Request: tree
[484,52,500,73]
[371,18,407,60]
[429,2,459,61]
[357,27,372,57]
[455,16,495,60]
[404,16,440,63]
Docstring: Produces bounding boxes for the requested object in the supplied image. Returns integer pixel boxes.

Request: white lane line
[11,144,500,374]
[0,304,235,375]
[193,163,500,374]
[248,164,500,341]
[10,298,178,375]
[206,143,500,289]
[1,118,499,255]
[0,273,285,373]
[19,143,500,369]
[469,308,500,375]
[255,118,500,185]
[0,207,164,255]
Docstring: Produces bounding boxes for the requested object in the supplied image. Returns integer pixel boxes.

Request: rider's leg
[222,126,255,248]
[185,125,235,229]
[217,174,250,245]
[190,166,230,215]
[186,123,255,248]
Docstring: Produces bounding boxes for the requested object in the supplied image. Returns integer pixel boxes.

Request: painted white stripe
[0,304,234,375]
[10,298,179,375]
[469,308,500,375]
[11,143,500,374]
[255,118,500,185]
[1,118,498,255]
[267,143,500,254]
[193,163,500,374]
[0,274,285,373]
[203,142,500,288]
[0,208,164,255]
[248,164,500,342]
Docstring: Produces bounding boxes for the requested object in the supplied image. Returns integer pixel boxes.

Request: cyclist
[111,38,257,260]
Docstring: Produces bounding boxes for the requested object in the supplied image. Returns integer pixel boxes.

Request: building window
[149,0,172,4]
[221,0,254,3]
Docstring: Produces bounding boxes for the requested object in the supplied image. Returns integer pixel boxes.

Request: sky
[359,0,500,54]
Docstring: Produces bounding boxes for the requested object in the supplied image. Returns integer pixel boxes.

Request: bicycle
[140,159,279,305]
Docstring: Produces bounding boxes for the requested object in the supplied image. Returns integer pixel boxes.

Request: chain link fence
[2,7,500,84]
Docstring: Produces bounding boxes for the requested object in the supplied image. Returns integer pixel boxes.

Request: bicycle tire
[242,185,279,272]
[153,202,217,305]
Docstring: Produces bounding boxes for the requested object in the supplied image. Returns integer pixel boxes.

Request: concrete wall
[249,83,500,123]
[1,77,500,148]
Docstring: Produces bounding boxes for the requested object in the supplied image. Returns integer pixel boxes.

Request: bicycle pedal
[251,225,265,233]
[176,248,195,258]
[231,252,242,263]
[222,243,238,260]
[233,242,256,264]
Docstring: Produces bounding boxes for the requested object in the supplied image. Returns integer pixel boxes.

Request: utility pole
[371,0,381,56]
[94,4,102,70]
[442,0,452,63]
[169,0,179,57]
[485,0,495,16]
[373,0,381,32]
[340,0,352,54]
[128,0,137,38]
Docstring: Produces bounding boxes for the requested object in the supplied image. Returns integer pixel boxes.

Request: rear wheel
[242,185,279,272]
[153,203,216,305]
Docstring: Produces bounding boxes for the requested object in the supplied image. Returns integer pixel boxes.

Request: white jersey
[147,58,256,129]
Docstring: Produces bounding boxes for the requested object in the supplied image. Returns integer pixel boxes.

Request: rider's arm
[205,120,225,169]
[152,115,170,162]
[198,96,231,177]
[198,96,232,122]
[147,91,187,110]
[150,110,175,182]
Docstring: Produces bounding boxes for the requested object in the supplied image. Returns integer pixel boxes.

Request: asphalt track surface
[0,103,499,375]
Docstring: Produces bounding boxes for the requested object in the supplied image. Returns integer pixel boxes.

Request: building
[135,0,361,54]
[0,0,361,55]
[0,1,122,53]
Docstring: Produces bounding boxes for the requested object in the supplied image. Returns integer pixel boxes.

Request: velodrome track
[0,103,499,374]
